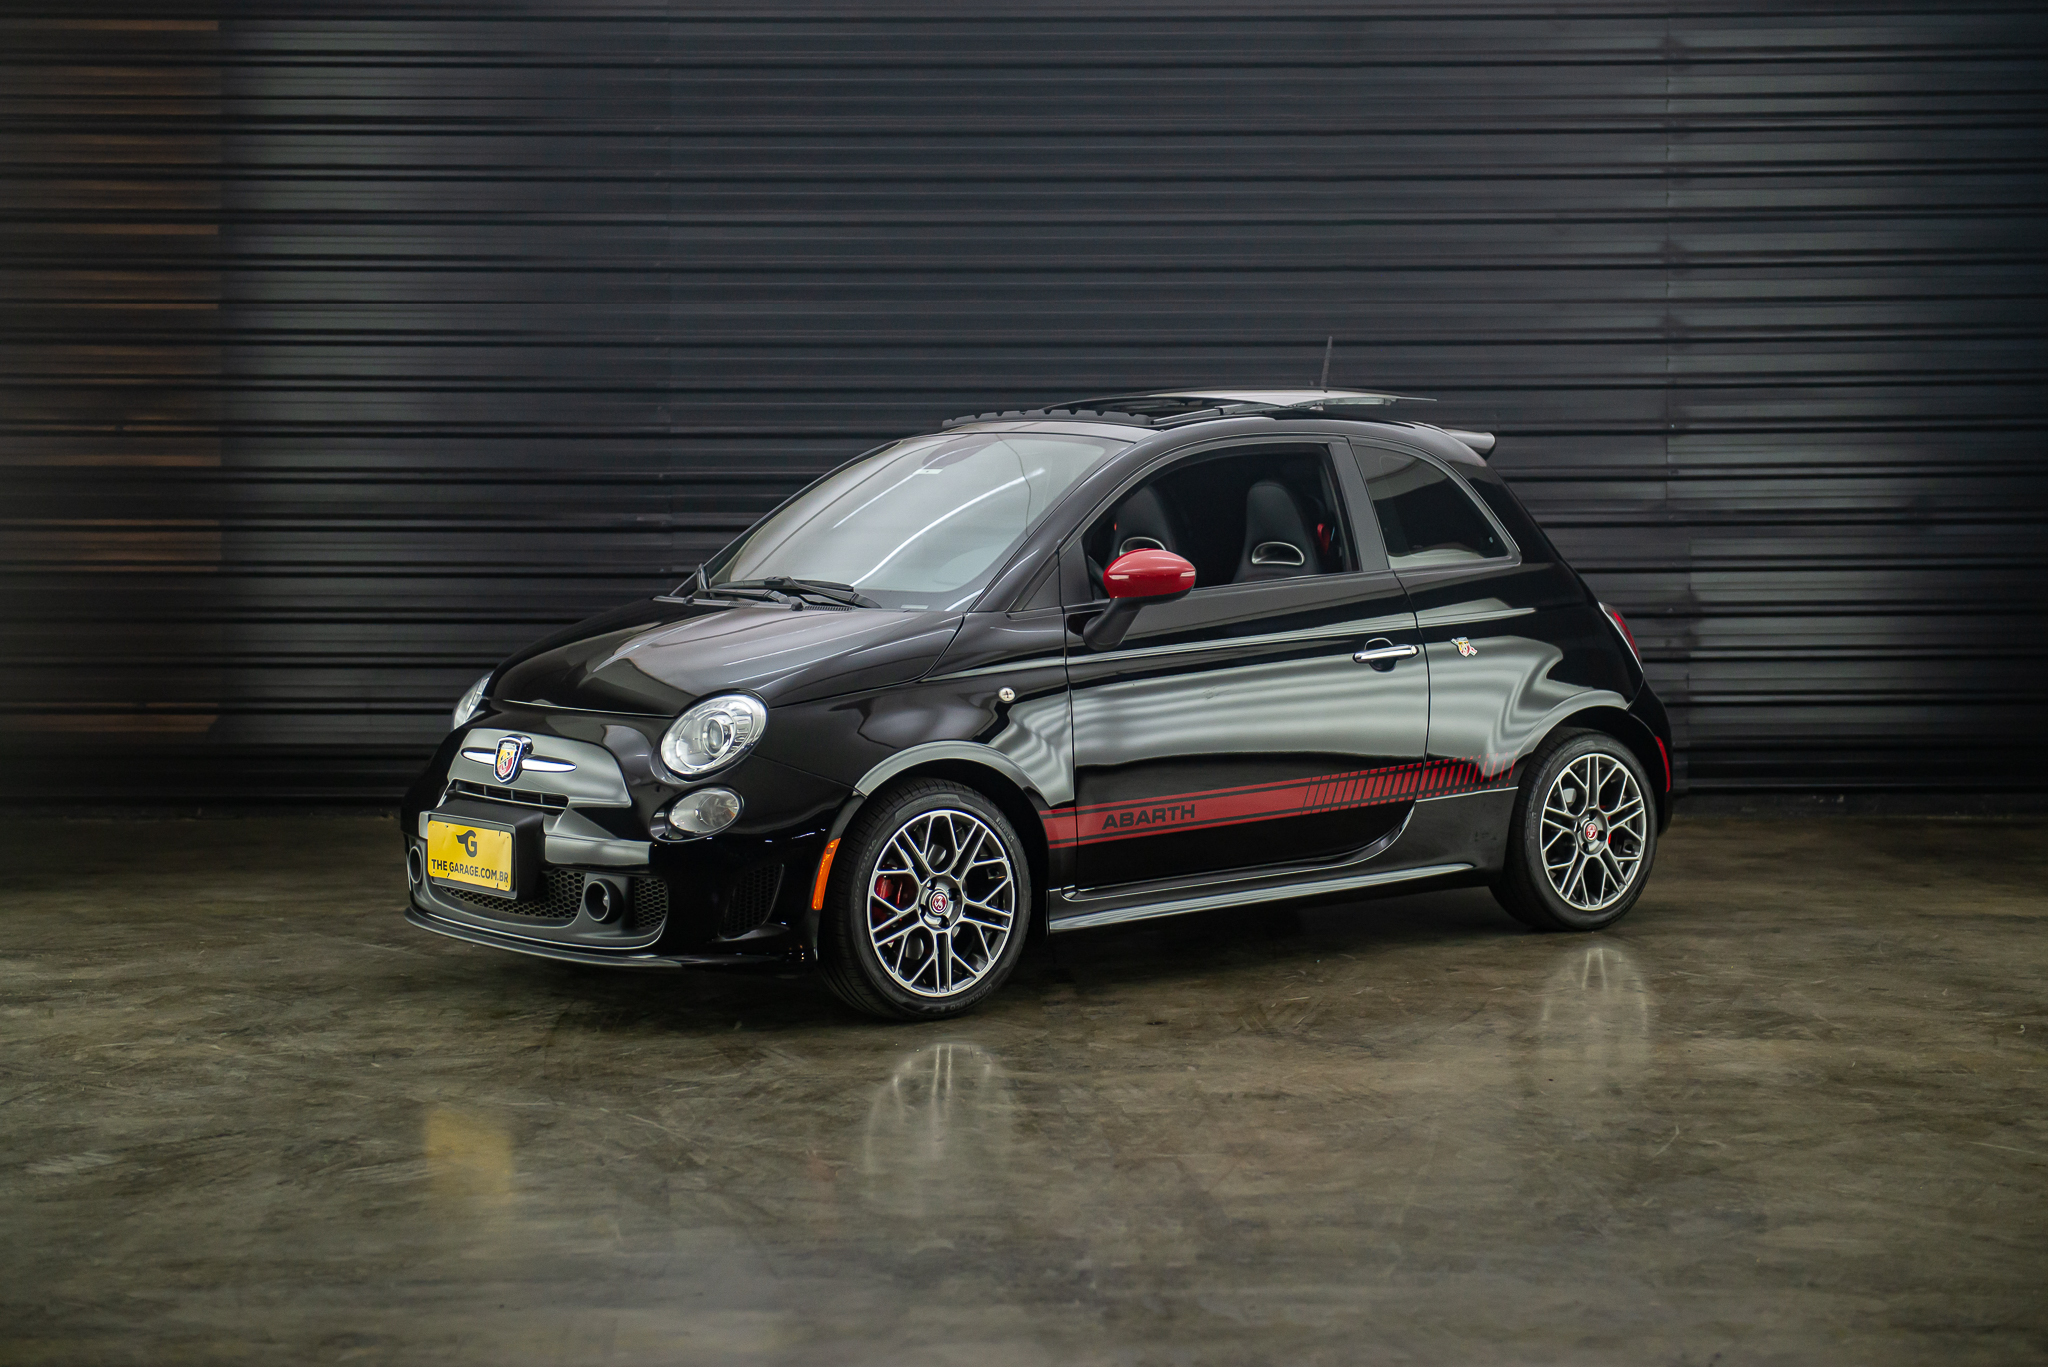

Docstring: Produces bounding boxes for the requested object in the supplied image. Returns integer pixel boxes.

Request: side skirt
[1049,861,1475,933]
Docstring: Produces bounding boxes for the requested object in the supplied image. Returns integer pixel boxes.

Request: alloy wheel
[1539,751,1649,912]
[865,808,1017,998]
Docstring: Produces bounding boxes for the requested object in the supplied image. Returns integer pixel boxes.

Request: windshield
[704,431,1126,610]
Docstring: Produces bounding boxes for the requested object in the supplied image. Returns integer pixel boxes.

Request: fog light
[669,787,742,836]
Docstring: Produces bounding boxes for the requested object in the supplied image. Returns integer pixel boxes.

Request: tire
[818,779,1034,1021]
[1492,729,1658,933]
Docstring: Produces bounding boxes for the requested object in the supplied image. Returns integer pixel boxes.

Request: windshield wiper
[716,577,882,609]
[762,577,882,608]
[697,584,797,606]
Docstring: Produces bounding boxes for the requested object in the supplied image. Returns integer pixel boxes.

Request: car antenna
[1318,335,1333,389]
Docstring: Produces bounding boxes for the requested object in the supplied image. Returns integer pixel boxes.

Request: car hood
[491,598,966,717]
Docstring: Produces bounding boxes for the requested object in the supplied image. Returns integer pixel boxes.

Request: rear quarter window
[1465,471,1555,562]
[1364,453,1507,568]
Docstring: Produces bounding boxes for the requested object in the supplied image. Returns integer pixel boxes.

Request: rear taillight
[1598,601,1642,667]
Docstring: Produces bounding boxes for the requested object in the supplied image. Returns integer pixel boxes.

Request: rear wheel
[1493,730,1657,932]
[819,779,1032,1021]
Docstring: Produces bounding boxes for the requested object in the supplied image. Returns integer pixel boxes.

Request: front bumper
[403,832,817,966]
[401,710,850,967]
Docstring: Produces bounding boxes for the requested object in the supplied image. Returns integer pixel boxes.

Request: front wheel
[818,779,1033,1020]
[1492,730,1658,932]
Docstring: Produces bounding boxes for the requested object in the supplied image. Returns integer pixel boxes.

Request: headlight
[659,694,767,778]
[451,673,491,731]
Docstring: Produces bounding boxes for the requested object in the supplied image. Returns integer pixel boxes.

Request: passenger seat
[1234,481,1316,582]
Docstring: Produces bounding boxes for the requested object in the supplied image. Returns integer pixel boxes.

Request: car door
[1060,438,1430,889]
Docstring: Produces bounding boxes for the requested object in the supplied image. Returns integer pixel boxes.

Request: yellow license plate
[426,817,515,895]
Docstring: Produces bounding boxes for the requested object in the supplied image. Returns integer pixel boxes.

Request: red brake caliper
[872,874,905,924]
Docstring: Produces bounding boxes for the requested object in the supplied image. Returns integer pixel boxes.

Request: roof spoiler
[1442,428,1496,457]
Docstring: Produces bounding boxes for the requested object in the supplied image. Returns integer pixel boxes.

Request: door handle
[1353,639,1419,670]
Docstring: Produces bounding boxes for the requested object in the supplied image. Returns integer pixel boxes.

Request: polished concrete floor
[4,815,2044,1365]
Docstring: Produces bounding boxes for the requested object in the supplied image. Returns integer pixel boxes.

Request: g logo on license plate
[494,734,533,782]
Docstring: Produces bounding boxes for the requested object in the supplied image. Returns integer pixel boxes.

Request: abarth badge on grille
[494,734,533,782]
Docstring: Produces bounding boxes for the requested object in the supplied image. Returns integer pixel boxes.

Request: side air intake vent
[720,863,785,938]
[627,876,668,933]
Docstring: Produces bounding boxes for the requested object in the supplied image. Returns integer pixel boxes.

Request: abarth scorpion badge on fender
[403,388,1674,1020]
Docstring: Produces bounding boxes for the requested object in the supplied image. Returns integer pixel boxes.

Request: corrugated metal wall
[6,4,2046,802]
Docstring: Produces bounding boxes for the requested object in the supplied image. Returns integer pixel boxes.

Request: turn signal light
[811,838,840,911]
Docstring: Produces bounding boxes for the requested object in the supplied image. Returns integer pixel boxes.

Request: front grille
[720,863,784,938]
[439,866,583,921]
[436,865,669,937]
[446,780,568,812]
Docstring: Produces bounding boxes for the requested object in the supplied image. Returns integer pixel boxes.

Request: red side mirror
[1081,549,1196,651]
[1103,548,1196,601]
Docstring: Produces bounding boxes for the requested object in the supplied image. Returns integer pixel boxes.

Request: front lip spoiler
[405,906,780,969]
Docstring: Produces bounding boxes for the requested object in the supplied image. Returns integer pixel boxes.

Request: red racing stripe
[1041,755,1518,849]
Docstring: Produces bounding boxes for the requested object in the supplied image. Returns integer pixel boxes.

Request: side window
[1364,453,1507,569]
[1080,446,1354,598]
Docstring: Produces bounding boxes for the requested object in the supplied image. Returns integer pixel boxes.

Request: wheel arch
[1547,704,1672,831]
[804,744,1055,952]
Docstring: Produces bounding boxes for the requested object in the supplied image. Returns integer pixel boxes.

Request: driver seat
[1091,485,1187,595]
[1108,485,1184,558]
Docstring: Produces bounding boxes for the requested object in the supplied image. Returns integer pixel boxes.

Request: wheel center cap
[1581,817,1606,850]
[920,880,960,927]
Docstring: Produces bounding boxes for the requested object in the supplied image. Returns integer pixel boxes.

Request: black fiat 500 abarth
[403,389,1673,1020]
